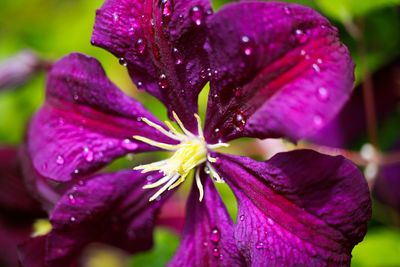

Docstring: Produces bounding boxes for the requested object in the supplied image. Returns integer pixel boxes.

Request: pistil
[132,112,228,201]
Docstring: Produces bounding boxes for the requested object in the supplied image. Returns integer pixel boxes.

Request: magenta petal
[168,175,244,267]
[204,2,354,142]
[213,150,371,266]
[19,170,168,267]
[92,0,212,131]
[27,53,174,182]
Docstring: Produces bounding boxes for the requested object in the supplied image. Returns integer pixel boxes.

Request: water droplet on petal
[210,227,221,243]
[317,87,329,102]
[161,0,173,21]
[294,29,308,44]
[313,115,324,128]
[135,38,146,55]
[68,193,76,204]
[233,111,247,131]
[241,35,253,56]
[190,6,204,26]
[119,57,128,66]
[73,94,79,101]
[204,166,211,174]
[122,139,138,150]
[158,74,169,89]
[83,147,94,162]
[56,155,65,165]
[239,215,245,221]
[137,81,143,89]
[255,242,265,250]
[212,248,220,258]
[113,12,119,22]
[173,47,184,65]
[312,63,321,73]
[70,216,77,222]
[283,6,292,15]
[203,241,208,247]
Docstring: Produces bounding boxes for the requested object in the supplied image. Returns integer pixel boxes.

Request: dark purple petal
[0,147,44,217]
[204,2,354,143]
[92,0,212,131]
[0,219,36,267]
[27,53,174,182]
[168,174,244,267]
[213,150,371,265]
[309,58,400,147]
[19,170,169,267]
[373,141,400,211]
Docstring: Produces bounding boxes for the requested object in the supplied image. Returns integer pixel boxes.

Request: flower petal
[213,150,371,265]
[168,174,244,267]
[204,2,354,142]
[309,58,400,147]
[0,147,44,217]
[19,170,168,267]
[27,53,174,182]
[92,0,212,131]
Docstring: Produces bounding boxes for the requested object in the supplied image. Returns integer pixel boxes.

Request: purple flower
[0,147,45,266]
[20,1,371,266]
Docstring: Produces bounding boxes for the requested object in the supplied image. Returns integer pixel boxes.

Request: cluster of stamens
[132,112,228,202]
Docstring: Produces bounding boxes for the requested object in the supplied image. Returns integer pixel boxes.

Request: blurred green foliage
[0,0,399,266]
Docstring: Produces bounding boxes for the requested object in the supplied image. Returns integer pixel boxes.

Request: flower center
[132,112,228,202]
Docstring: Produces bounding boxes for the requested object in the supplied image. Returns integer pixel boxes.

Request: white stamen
[195,168,204,201]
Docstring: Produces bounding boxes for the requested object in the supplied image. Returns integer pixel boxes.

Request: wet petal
[27,53,174,182]
[92,0,212,131]
[213,150,371,266]
[0,147,44,216]
[309,58,400,147]
[373,141,400,212]
[168,174,244,267]
[19,170,169,267]
[204,2,354,142]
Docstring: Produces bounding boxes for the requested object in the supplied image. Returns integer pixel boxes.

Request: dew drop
[203,241,208,247]
[68,193,76,204]
[83,147,94,162]
[233,111,247,131]
[317,87,329,102]
[200,69,207,79]
[56,155,65,165]
[119,57,128,66]
[312,63,321,73]
[70,216,77,223]
[255,242,265,250]
[122,139,138,150]
[137,81,143,89]
[204,166,211,174]
[313,115,324,128]
[112,12,119,22]
[234,87,242,98]
[73,169,80,175]
[239,215,245,221]
[190,5,204,26]
[135,38,146,55]
[78,180,85,186]
[158,74,169,89]
[283,6,292,15]
[212,248,220,258]
[161,0,173,21]
[73,94,79,101]
[294,29,308,44]
[241,35,253,56]
[173,47,184,65]
[210,228,221,243]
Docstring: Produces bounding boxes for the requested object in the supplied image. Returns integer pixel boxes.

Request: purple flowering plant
[18,0,372,266]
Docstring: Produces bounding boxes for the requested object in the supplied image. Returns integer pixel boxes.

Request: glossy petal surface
[204,2,354,142]
[19,170,168,267]
[168,174,243,267]
[213,150,371,266]
[309,58,400,147]
[27,53,173,182]
[92,0,212,131]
